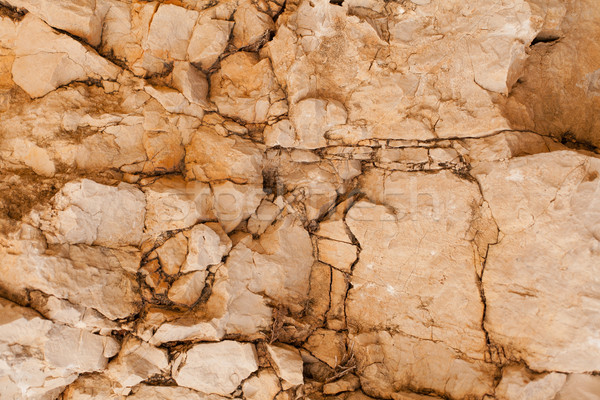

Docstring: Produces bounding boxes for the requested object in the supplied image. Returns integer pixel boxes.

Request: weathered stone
[173,341,259,395]
[494,366,566,400]
[40,179,145,247]
[267,343,304,389]
[242,369,281,400]
[12,15,120,97]
[143,176,214,236]
[0,297,119,399]
[168,271,206,306]
[185,126,264,184]
[6,0,108,46]
[106,337,169,394]
[210,52,286,123]
[475,151,600,373]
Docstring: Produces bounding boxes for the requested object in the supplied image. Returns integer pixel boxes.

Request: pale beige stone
[554,374,600,400]
[107,337,169,394]
[155,233,188,275]
[211,181,265,232]
[289,98,347,149]
[143,176,214,236]
[323,374,361,395]
[187,17,233,70]
[171,62,209,107]
[475,151,600,372]
[346,170,490,360]
[181,224,231,273]
[41,179,145,247]
[232,0,275,49]
[495,366,567,400]
[128,384,228,400]
[173,341,259,395]
[317,237,357,273]
[210,52,287,123]
[352,331,495,399]
[5,0,108,46]
[12,14,120,98]
[185,126,264,184]
[168,271,206,306]
[242,369,281,400]
[267,343,304,389]
[0,298,119,399]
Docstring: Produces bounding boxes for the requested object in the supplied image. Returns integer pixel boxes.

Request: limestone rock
[128,385,228,400]
[242,369,281,400]
[0,226,141,320]
[323,374,361,395]
[12,14,120,98]
[475,151,600,372]
[0,297,119,399]
[346,170,490,360]
[187,17,233,70]
[317,237,357,273]
[181,224,231,273]
[494,366,567,400]
[143,176,214,236]
[232,0,275,49]
[185,126,264,184]
[6,0,108,46]
[106,337,169,394]
[210,52,287,123]
[267,343,304,389]
[168,271,206,306]
[155,232,188,275]
[40,179,145,247]
[173,340,259,395]
[554,374,600,400]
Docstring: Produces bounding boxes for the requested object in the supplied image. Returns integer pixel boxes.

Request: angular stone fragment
[181,224,231,273]
[232,0,275,49]
[155,232,188,275]
[185,126,264,184]
[289,98,347,149]
[495,366,566,400]
[6,0,108,45]
[242,369,281,400]
[12,15,120,97]
[352,332,495,399]
[475,151,600,373]
[554,374,600,400]
[210,52,287,123]
[211,181,265,232]
[106,337,169,394]
[317,237,357,273]
[41,179,145,247]
[143,176,214,236]
[144,4,199,65]
[0,298,119,399]
[187,17,233,70]
[168,271,206,306]
[128,384,229,400]
[173,341,258,395]
[346,170,490,359]
[267,343,304,389]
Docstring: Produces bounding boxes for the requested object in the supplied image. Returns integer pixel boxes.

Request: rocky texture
[1,0,599,399]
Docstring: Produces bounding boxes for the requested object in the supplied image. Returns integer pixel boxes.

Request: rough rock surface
[0,0,599,399]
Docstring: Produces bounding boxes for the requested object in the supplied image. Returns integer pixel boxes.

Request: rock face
[1,0,599,399]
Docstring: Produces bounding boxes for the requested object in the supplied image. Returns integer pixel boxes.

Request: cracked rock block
[267,343,304,389]
[494,366,566,400]
[172,340,259,395]
[266,0,540,142]
[0,224,141,320]
[210,52,287,123]
[11,14,120,98]
[0,297,119,400]
[40,179,145,247]
[6,0,108,46]
[475,151,600,372]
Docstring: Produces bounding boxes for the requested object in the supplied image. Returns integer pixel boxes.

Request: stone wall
[0,0,599,399]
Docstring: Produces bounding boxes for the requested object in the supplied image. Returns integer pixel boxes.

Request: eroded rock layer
[0,0,599,399]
